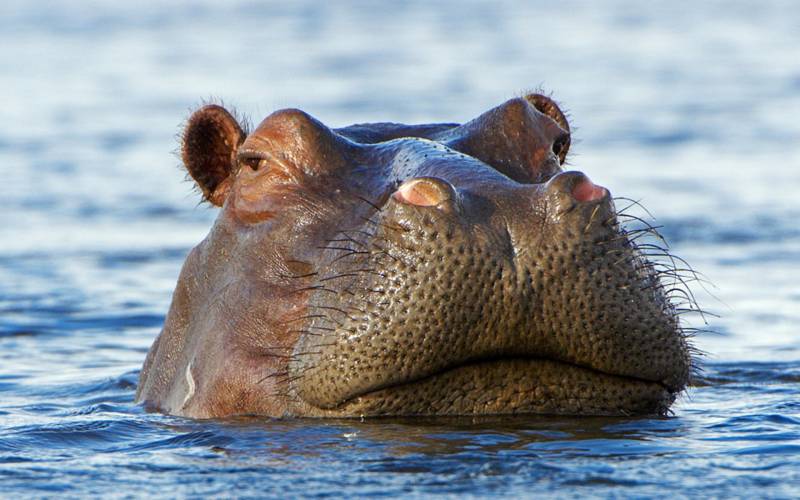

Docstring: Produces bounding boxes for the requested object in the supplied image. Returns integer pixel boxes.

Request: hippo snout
[291,165,689,414]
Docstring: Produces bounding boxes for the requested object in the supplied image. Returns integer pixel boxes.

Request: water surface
[1,1,799,497]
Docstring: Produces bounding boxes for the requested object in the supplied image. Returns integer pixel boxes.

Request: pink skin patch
[571,178,607,202]
[393,179,445,206]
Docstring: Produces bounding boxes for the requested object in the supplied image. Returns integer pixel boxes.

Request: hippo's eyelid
[237,150,272,172]
[237,149,271,161]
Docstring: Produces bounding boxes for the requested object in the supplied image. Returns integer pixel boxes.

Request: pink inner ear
[393,180,443,207]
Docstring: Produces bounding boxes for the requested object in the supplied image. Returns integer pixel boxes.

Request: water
[1,0,799,497]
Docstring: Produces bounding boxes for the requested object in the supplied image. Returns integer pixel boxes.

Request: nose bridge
[500,170,612,253]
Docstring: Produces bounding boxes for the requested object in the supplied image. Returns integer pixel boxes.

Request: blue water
[2,0,799,497]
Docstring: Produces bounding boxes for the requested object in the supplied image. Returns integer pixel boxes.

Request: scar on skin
[182,361,196,409]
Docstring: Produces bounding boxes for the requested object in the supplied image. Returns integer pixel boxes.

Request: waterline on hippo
[136,93,704,419]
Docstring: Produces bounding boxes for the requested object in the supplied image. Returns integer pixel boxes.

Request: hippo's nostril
[572,178,607,203]
[547,171,608,203]
[393,177,456,208]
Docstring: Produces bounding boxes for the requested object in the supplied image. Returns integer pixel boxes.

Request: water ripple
[1,0,799,497]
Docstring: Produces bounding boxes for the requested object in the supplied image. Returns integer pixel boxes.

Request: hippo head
[136,94,694,418]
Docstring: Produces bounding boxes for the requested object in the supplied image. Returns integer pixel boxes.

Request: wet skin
[136,94,693,418]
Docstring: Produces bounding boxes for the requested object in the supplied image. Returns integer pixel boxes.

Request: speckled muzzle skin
[136,94,692,419]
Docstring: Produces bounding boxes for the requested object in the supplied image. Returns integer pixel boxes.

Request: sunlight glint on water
[1,1,799,497]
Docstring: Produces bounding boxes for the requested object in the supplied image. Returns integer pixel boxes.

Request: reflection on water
[1,0,799,497]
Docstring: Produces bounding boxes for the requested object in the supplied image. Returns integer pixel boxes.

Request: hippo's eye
[240,157,269,172]
[552,133,570,163]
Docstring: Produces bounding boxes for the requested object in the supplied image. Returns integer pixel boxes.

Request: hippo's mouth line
[332,356,676,413]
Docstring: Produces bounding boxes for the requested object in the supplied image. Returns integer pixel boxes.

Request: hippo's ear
[182,105,246,206]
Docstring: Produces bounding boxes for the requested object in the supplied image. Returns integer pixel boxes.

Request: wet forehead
[363,138,522,191]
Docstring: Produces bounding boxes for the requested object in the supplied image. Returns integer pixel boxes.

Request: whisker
[613,196,656,220]
[355,194,384,213]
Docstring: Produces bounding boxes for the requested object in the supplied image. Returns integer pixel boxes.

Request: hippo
[136,93,694,419]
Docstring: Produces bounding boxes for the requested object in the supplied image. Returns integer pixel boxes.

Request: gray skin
[135,94,693,419]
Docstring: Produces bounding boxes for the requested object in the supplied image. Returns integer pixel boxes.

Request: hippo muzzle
[136,94,694,418]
